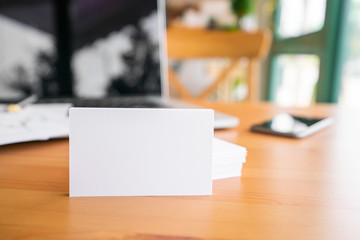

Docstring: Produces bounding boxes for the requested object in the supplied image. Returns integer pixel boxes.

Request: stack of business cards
[213,137,247,180]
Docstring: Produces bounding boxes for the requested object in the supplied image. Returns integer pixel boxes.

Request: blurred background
[0,0,359,107]
[166,0,360,107]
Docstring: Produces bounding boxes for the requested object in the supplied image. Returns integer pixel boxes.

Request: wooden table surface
[1,102,360,240]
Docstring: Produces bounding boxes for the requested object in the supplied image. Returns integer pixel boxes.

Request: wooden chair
[167,26,272,102]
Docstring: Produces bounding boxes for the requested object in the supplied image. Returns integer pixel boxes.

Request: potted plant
[231,0,255,29]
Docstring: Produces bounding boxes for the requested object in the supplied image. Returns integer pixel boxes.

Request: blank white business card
[69,108,214,197]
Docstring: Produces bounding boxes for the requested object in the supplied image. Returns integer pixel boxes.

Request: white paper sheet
[213,137,247,180]
[0,104,71,146]
[69,108,214,197]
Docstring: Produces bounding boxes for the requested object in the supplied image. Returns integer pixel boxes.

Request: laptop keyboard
[37,97,165,108]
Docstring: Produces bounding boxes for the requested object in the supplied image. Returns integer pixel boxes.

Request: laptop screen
[0,0,165,101]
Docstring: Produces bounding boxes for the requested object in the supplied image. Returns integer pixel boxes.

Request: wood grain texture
[1,102,360,240]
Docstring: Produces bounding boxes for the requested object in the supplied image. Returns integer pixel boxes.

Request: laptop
[0,0,238,129]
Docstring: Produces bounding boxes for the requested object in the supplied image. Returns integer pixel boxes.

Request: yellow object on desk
[6,104,22,113]
[6,94,38,113]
